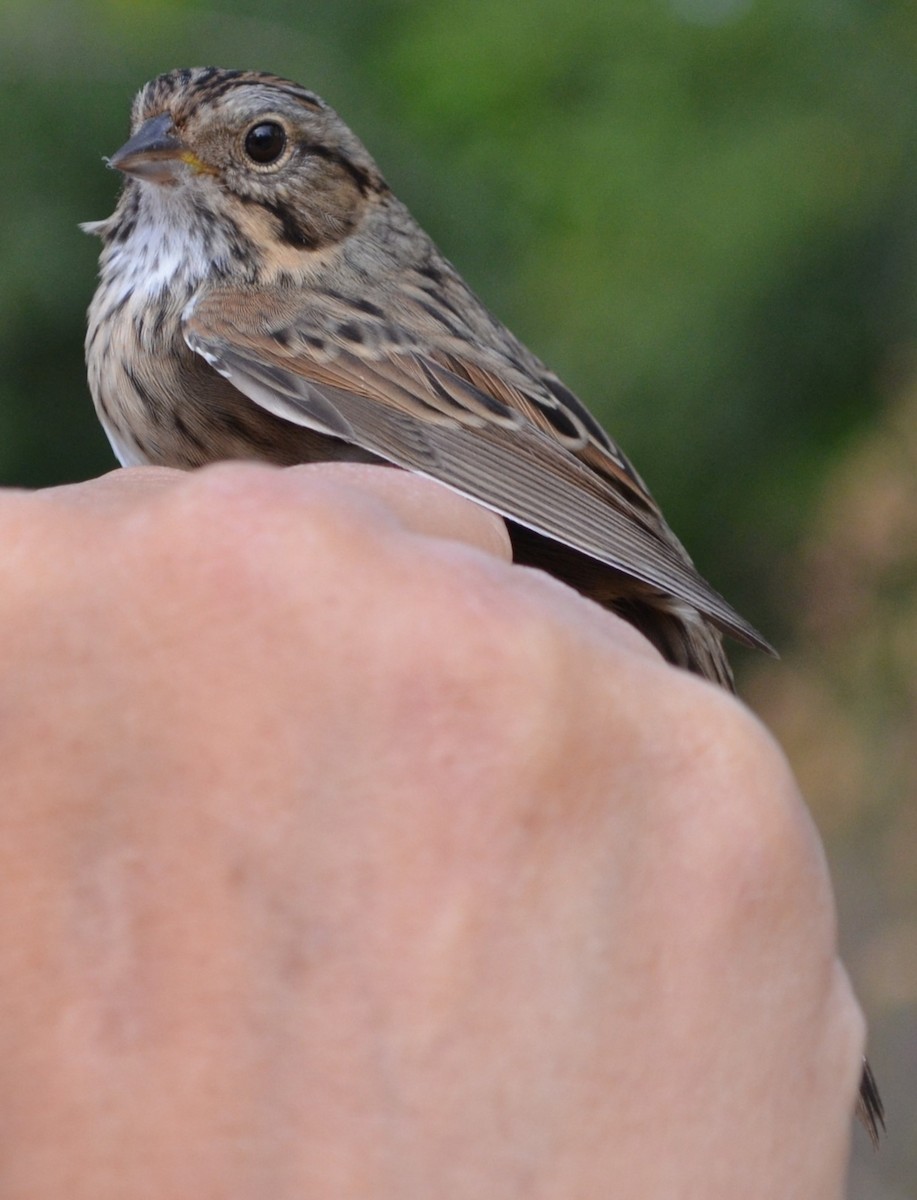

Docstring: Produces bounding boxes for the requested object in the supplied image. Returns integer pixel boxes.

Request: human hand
[0,464,864,1197]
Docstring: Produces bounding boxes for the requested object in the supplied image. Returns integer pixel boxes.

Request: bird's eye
[244,122,287,165]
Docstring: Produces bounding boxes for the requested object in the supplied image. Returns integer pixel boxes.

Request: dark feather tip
[856,1058,885,1149]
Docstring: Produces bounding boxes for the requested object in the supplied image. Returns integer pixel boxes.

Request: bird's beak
[108,112,211,184]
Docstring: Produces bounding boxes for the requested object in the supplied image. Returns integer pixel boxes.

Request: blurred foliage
[747,374,917,1193]
[0,0,914,1190]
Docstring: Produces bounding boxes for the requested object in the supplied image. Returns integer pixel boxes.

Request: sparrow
[83,67,882,1143]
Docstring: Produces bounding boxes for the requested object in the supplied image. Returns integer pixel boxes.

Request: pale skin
[0,463,863,1198]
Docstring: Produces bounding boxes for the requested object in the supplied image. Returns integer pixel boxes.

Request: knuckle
[376,550,572,778]
[144,462,373,590]
[657,682,824,921]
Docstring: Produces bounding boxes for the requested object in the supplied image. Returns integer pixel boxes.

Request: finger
[36,462,514,564]
[290,465,665,667]
[283,462,513,562]
[27,463,660,670]
[35,466,185,511]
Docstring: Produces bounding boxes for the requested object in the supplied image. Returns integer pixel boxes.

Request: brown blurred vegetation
[747,372,916,1190]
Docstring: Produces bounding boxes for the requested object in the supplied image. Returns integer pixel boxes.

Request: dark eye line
[297,141,381,197]
[236,125,386,197]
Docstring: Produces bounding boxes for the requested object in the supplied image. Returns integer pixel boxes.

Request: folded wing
[184,287,770,653]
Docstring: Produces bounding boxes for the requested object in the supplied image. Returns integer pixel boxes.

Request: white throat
[100,183,216,309]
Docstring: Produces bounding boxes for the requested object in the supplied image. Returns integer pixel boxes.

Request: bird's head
[93,67,388,254]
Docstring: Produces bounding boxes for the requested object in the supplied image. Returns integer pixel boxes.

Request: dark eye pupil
[244,122,286,164]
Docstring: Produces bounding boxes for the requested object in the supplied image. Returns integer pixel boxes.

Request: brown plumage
[84,67,881,1142]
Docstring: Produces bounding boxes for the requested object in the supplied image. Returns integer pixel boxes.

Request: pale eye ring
[244,121,287,165]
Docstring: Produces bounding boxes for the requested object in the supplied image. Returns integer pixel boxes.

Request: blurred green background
[1,0,914,1189]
